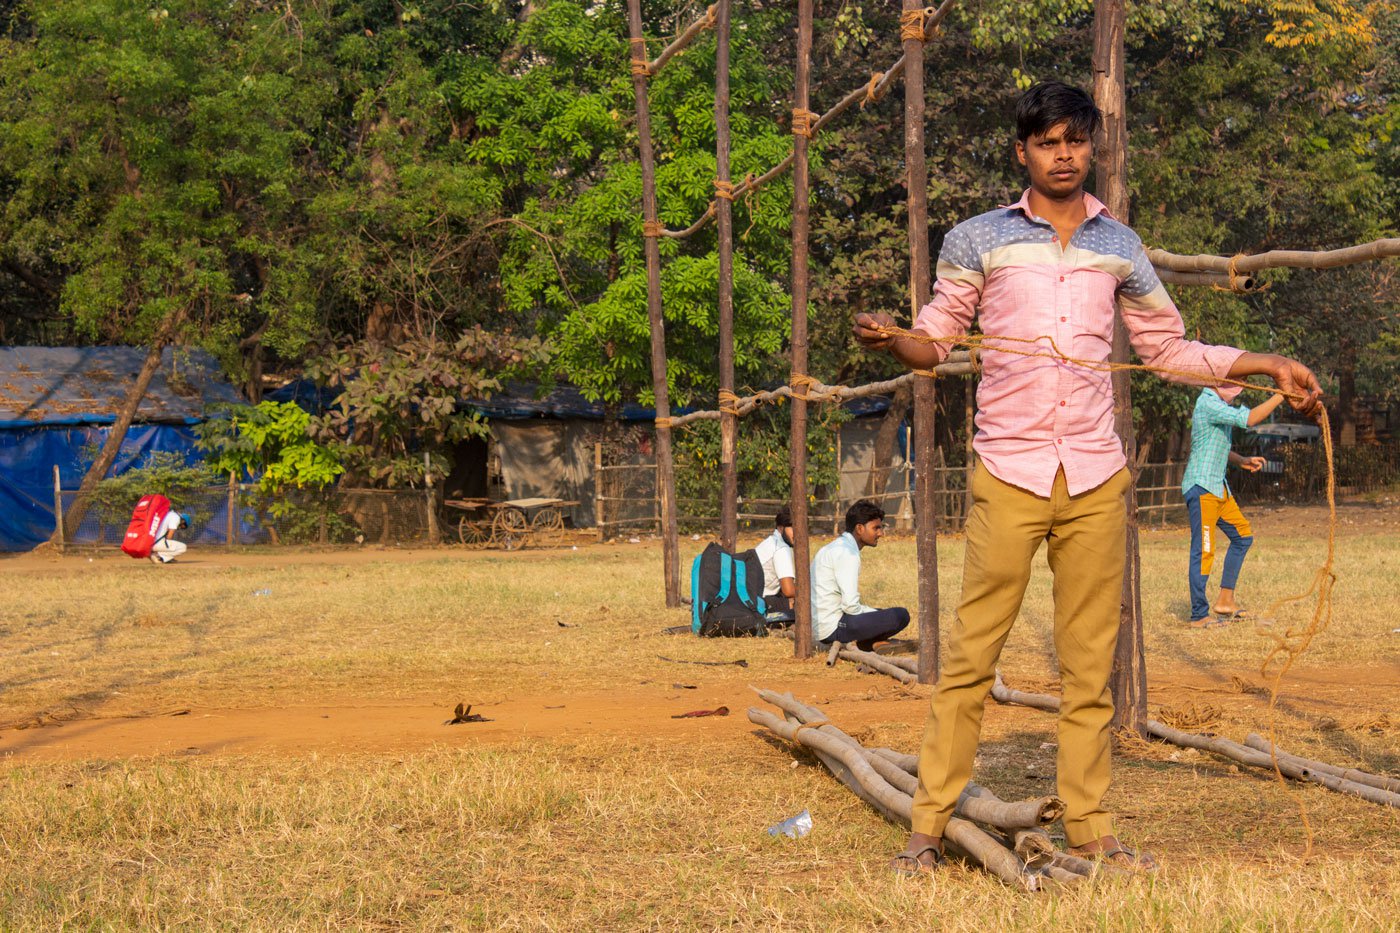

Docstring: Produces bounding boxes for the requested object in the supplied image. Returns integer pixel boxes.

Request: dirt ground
[3,498,1396,764]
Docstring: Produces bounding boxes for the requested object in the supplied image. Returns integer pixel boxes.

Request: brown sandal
[1070,838,1158,873]
[890,844,943,876]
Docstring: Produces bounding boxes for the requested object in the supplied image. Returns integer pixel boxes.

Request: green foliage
[197,401,343,493]
[304,330,547,487]
[88,450,216,529]
[673,408,846,517]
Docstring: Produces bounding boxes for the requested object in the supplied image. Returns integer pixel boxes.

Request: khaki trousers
[910,461,1129,846]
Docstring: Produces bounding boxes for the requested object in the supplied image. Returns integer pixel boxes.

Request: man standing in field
[854,81,1321,872]
[1181,386,1284,627]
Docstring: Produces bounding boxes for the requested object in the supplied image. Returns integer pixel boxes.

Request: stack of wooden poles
[747,687,1131,889]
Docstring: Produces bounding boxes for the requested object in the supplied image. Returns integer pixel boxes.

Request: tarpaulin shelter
[0,346,247,551]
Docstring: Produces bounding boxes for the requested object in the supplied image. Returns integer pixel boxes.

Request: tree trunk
[50,339,169,545]
[1337,338,1356,447]
[865,383,912,498]
[1093,0,1149,736]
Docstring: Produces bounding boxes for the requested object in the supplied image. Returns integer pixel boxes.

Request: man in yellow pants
[854,81,1322,873]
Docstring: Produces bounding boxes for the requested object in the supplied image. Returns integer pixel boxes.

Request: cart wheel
[458,515,489,547]
[530,506,564,546]
[493,508,529,550]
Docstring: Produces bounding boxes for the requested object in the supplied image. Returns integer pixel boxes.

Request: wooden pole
[788,0,815,660]
[226,471,236,547]
[904,0,939,685]
[1092,0,1147,734]
[715,0,738,551]
[593,442,605,539]
[52,464,64,551]
[626,0,682,607]
[424,451,440,544]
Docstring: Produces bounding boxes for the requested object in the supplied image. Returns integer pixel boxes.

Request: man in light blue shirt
[810,499,909,650]
[1181,387,1283,626]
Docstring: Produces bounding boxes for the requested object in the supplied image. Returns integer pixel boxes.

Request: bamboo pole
[1242,734,1400,794]
[747,706,1040,888]
[1093,0,1148,736]
[1149,237,1400,276]
[903,0,939,685]
[759,690,1068,832]
[715,0,738,551]
[789,0,815,660]
[666,356,975,428]
[1147,721,1400,808]
[626,0,682,607]
[991,673,1400,808]
[643,4,717,76]
[836,645,917,684]
[661,0,957,241]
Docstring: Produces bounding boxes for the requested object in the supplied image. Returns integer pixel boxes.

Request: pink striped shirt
[913,190,1243,497]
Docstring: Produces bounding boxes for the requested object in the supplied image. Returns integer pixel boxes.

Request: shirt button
[1059,276,1065,282]
[1060,401,1067,407]
[1056,439,1063,445]
[1060,316,1067,322]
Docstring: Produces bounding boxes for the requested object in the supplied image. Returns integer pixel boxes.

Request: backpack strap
[732,559,756,612]
[690,553,703,633]
[717,552,733,603]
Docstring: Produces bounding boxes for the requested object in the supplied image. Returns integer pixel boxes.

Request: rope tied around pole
[653,416,676,429]
[788,372,823,403]
[628,37,651,77]
[717,389,742,416]
[791,108,818,139]
[1209,253,1270,295]
[911,368,939,379]
[861,72,888,108]
[714,179,736,201]
[899,7,939,42]
[641,220,665,238]
[740,172,761,238]
[702,3,718,29]
[790,720,828,742]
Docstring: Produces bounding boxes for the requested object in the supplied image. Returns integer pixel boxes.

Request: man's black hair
[845,499,885,533]
[1015,81,1102,143]
[775,506,793,528]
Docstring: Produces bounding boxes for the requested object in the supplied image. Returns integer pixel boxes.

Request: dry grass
[1,509,1398,927]
[1,739,1396,929]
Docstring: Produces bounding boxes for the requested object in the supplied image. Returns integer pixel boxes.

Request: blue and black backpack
[690,542,768,637]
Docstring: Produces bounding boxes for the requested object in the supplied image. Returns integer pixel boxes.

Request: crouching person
[810,499,909,651]
[150,509,190,564]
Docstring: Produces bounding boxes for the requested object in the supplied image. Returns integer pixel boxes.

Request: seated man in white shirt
[753,506,797,615]
[150,510,190,564]
[810,499,909,651]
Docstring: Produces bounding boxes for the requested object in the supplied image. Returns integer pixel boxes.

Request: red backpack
[121,494,172,559]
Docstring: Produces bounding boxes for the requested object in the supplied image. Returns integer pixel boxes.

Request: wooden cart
[442,497,576,550]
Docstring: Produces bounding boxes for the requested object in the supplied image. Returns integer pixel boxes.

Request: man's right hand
[853,312,897,350]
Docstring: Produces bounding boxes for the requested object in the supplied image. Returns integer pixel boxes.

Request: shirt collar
[1005,188,1114,224]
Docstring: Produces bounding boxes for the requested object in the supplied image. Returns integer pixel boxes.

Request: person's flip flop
[890,844,943,876]
[1070,844,1159,873]
[1187,616,1228,629]
[1214,609,1250,622]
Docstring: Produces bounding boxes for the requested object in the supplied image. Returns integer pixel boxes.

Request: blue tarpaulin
[0,347,248,551]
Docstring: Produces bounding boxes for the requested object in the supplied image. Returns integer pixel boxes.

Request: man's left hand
[1270,357,1324,420]
[1240,456,1266,473]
